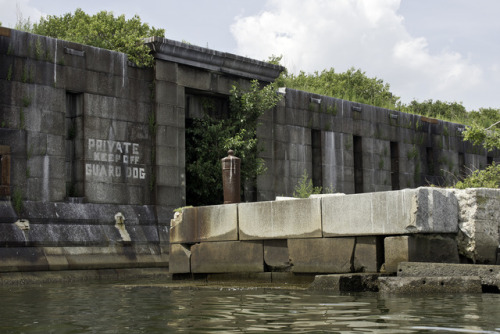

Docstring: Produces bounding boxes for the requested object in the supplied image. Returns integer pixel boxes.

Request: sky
[1,0,499,111]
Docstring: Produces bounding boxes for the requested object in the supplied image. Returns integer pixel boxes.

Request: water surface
[1,282,499,333]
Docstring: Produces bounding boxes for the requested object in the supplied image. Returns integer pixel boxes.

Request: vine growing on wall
[186,80,282,206]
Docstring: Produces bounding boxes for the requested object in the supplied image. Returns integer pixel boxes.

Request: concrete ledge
[145,37,283,82]
[207,272,272,283]
[397,262,500,287]
[378,276,482,294]
[238,198,322,240]
[0,268,170,285]
[198,204,238,242]
[322,188,458,236]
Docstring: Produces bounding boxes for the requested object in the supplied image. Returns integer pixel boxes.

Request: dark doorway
[390,142,400,190]
[458,152,466,180]
[185,92,231,206]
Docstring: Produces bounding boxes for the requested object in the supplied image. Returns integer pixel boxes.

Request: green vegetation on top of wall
[24,9,165,67]
[277,66,400,110]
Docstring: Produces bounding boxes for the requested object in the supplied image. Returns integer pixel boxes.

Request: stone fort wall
[1,28,497,209]
[256,89,498,201]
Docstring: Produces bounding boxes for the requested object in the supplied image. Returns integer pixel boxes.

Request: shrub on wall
[455,163,500,189]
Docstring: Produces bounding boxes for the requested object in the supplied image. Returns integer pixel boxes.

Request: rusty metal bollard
[221,150,241,204]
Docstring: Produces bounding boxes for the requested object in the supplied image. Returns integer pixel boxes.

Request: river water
[1,282,499,333]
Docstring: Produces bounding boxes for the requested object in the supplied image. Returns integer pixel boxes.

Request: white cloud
[0,0,45,28]
[230,0,491,109]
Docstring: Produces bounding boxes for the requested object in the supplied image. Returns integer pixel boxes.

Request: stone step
[309,273,380,292]
[397,262,500,286]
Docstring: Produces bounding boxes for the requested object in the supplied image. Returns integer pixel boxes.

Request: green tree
[186,80,282,206]
[463,122,500,152]
[30,9,165,67]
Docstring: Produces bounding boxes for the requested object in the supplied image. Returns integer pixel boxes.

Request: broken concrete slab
[397,262,500,287]
[238,198,322,240]
[288,237,355,273]
[191,241,264,273]
[384,235,459,273]
[378,276,482,294]
[170,210,195,244]
[322,187,458,236]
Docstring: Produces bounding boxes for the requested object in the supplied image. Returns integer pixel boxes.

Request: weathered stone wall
[0,200,169,272]
[0,28,154,205]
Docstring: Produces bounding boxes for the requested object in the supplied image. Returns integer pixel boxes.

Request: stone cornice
[144,37,284,82]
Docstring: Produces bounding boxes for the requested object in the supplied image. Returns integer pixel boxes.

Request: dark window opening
[65,92,83,198]
[311,130,322,189]
[426,147,434,176]
[353,135,363,193]
[487,156,494,166]
[0,146,10,197]
[390,142,400,190]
